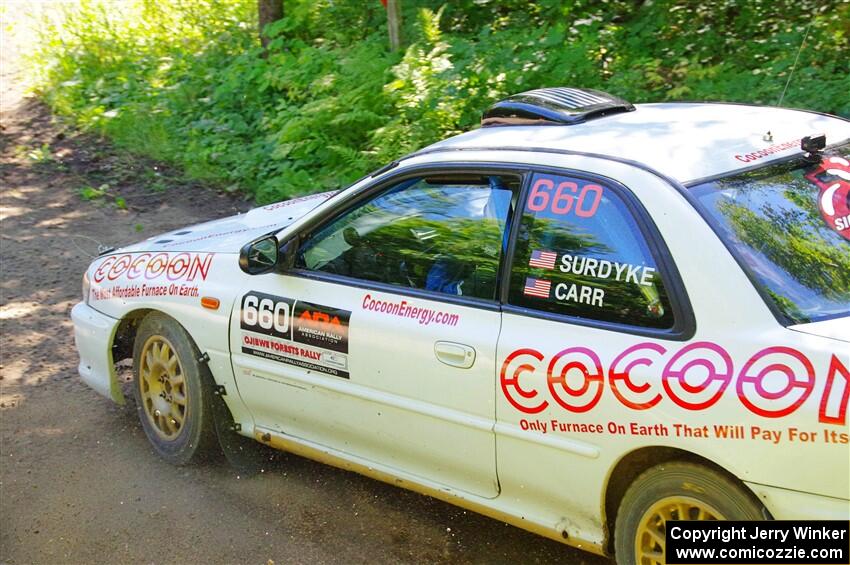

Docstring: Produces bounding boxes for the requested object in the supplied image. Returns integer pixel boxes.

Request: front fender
[71,302,124,404]
[76,251,257,433]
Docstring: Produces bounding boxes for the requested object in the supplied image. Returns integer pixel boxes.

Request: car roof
[422,103,850,185]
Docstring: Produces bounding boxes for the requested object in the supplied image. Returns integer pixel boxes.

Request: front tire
[132,312,218,465]
[614,461,764,565]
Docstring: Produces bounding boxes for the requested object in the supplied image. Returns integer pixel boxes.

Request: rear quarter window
[508,172,675,329]
[691,143,850,324]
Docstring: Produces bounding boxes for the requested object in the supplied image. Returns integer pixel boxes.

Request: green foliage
[78,182,128,209]
[22,143,55,164]
[30,0,850,203]
[78,185,107,201]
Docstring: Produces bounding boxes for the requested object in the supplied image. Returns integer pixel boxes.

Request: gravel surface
[0,5,612,563]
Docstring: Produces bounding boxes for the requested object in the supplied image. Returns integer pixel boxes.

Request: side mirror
[239,235,279,275]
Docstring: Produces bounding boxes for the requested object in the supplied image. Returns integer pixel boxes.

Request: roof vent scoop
[482,87,635,126]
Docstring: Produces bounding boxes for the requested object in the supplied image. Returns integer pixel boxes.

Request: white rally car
[72,88,850,564]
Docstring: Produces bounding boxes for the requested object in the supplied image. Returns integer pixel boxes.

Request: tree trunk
[258,0,284,50]
[386,0,401,52]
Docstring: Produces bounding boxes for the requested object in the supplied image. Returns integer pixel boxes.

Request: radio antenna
[777,22,812,108]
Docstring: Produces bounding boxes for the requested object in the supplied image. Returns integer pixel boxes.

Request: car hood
[118,191,337,254]
[789,316,850,344]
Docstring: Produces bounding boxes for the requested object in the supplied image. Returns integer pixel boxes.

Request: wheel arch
[112,308,155,361]
[602,445,769,554]
[103,308,157,403]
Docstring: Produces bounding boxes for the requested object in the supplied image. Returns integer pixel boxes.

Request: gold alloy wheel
[138,335,188,440]
[634,496,726,565]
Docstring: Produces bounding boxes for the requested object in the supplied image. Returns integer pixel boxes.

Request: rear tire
[614,461,764,565]
[132,312,218,465]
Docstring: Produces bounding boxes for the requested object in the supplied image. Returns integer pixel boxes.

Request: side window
[297,175,518,300]
[508,172,675,329]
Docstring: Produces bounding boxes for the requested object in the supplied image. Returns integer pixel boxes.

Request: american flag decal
[528,249,557,269]
[523,277,551,299]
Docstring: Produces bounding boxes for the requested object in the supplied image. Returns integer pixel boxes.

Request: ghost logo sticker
[805,155,850,241]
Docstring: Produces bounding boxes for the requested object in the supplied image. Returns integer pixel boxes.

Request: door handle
[434,341,476,369]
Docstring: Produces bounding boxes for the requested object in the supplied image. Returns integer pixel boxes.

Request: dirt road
[0,7,610,565]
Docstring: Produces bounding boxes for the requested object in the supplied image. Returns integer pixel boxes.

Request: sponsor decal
[240,291,295,339]
[293,301,350,353]
[528,249,557,270]
[162,224,278,247]
[523,277,551,299]
[93,252,213,283]
[521,173,661,311]
[556,253,656,309]
[361,294,460,326]
[525,251,659,309]
[90,282,200,301]
[734,138,800,164]
[500,344,850,432]
[240,291,351,378]
[515,416,849,445]
[261,191,338,212]
[527,176,604,218]
[89,252,213,302]
[559,254,656,286]
[805,155,850,241]
[554,281,605,307]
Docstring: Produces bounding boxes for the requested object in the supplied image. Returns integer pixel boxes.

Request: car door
[230,168,520,498]
[494,168,693,537]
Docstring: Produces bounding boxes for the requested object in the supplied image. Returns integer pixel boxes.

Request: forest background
[28,0,850,203]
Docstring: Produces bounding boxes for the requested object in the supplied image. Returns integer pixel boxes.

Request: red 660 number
[527,177,604,218]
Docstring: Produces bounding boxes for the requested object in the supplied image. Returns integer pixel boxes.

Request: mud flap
[210,387,280,475]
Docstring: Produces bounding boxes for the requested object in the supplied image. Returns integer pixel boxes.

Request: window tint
[509,172,674,329]
[297,175,517,300]
[691,143,850,324]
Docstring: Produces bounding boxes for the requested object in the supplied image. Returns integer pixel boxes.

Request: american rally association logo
[805,155,850,241]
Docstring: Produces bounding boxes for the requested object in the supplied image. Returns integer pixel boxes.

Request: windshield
[691,142,850,325]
